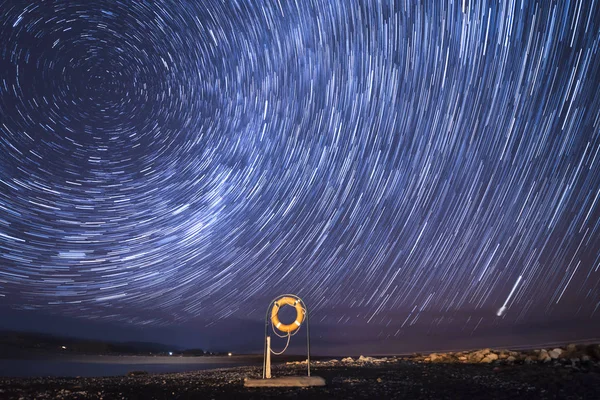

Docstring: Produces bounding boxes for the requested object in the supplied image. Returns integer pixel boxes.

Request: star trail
[1,0,600,350]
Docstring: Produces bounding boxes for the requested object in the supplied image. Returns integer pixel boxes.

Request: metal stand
[262,294,311,379]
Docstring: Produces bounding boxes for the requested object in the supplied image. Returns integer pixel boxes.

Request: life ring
[271,296,305,333]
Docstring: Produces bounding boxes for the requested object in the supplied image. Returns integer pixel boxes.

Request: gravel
[1,358,599,399]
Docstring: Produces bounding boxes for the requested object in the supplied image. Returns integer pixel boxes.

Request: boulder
[468,350,487,363]
[549,349,563,359]
[538,350,551,363]
[524,357,534,365]
[486,353,499,361]
[341,357,354,363]
[506,356,516,363]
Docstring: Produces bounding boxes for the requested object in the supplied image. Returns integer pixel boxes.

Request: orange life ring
[271,296,305,333]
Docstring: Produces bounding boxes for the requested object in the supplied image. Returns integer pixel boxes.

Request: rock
[486,353,499,361]
[506,356,516,362]
[481,356,494,363]
[376,377,382,383]
[341,357,354,363]
[458,356,467,361]
[582,355,591,362]
[468,350,487,363]
[429,353,439,362]
[549,349,563,359]
[537,350,551,363]
[524,357,534,365]
[358,355,374,363]
[567,344,577,352]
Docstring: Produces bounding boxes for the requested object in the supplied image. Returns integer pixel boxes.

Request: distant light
[61,346,67,349]
[169,351,173,356]
[228,352,232,356]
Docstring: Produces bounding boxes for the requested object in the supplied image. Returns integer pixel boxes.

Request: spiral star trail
[1,0,600,351]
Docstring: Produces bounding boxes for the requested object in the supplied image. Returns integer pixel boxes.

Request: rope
[270,331,291,355]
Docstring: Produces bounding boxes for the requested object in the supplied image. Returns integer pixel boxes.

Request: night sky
[1,0,600,355]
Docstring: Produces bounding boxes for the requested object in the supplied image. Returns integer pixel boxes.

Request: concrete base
[244,376,326,387]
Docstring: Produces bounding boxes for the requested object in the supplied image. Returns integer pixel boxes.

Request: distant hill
[0,330,178,357]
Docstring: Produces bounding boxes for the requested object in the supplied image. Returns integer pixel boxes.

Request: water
[0,355,263,377]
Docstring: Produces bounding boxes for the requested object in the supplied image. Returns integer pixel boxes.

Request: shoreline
[1,356,599,399]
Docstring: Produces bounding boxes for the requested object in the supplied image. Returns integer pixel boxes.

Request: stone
[341,357,354,363]
[486,353,499,361]
[358,355,374,363]
[566,344,577,352]
[468,350,487,363]
[582,355,591,362]
[524,357,534,364]
[538,350,551,363]
[506,356,516,362]
[549,349,563,359]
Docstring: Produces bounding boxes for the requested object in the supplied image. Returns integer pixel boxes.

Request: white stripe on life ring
[294,321,301,326]
[276,322,281,328]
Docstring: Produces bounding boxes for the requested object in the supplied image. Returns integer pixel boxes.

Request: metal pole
[305,300,311,377]
[262,302,270,379]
